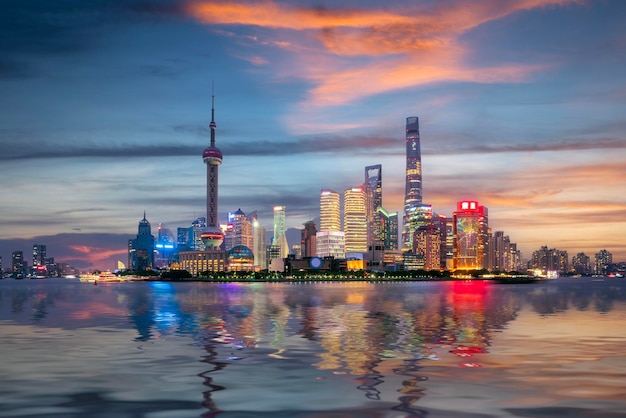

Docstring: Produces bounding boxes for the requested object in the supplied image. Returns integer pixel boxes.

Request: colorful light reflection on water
[0,278,625,417]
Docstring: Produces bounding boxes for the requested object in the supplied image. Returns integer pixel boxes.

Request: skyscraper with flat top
[402,116,422,251]
[365,164,383,247]
[344,186,367,253]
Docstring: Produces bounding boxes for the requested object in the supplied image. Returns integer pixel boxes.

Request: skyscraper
[319,190,341,231]
[12,251,24,278]
[250,212,267,269]
[301,220,317,258]
[414,224,441,270]
[32,244,46,267]
[317,189,344,258]
[344,186,368,253]
[453,201,488,270]
[201,93,224,250]
[129,212,155,271]
[272,206,289,258]
[224,208,253,251]
[402,116,422,251]
[364,164,383,246]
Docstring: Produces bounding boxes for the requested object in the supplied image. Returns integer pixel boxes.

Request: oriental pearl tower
[201,93,224,249]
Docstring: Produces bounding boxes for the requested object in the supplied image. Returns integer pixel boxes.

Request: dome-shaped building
[227,245,254,272]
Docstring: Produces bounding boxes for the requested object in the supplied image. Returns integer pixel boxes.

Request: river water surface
[0,277,624,417]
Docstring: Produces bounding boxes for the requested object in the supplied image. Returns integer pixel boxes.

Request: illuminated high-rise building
[250,211,267,269]
[344,186,368,253]
[414,224,441,270]
[376,207,399,250]
[224,208,254,251]
[319,190,341,232]
[32,244,46,267]
[453,201,489,270]
[594,249,612,275]
[572,252,591,276]
[12,251,24,278]
[272,206,289,259]
[404,204,432,253]
[318,189,344,258]
[402,116,422,251]
[530,246,568,276]
[364,164,383,245]
[129,212,155,271]
[155,223,175,268]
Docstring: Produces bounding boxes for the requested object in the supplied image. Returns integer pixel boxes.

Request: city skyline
[1,0,625,271]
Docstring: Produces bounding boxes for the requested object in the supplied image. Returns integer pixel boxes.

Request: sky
[1,0,625,272]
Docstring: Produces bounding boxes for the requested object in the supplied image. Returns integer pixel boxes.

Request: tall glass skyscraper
[319,190,341,232]
[272,206,289,258]
[129,212,155,271]
[365,164,382,247]
[402,116,422,251]
[344,186,368,253]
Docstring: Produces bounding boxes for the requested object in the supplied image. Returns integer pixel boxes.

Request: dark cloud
[0,0,188,79]
[430,136,626,156]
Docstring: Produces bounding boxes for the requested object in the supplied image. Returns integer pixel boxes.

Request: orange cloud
[185,0,583,113]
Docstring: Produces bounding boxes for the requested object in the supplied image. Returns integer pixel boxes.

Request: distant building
[271,206,289,259]
[129,212,155,271]
[344,186,367,253]
[12,251,25,278]
[155,223,175,268]
[453,201,489,270]
[32,244,46,267]
[251,212,267,270]
[530,246,568,276]
[572,252,592,275]
[301,220,317,259]
[594,249,612,275]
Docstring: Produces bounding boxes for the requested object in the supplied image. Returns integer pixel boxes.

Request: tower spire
[210,82,216,147]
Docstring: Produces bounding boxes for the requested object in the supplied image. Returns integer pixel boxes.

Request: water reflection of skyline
[1,278,625,416]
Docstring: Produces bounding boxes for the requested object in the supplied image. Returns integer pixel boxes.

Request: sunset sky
[1,0,625,271]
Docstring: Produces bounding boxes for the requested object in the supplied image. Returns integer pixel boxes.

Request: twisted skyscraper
[402,116,422,251]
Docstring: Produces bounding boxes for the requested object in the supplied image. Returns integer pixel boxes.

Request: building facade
[453,201,489,270]
[301,220,317,258]
[365,164,383,246]
[319,190,341,232]
[344,186,368,253]
[414,224,441,270]
[12,251,24,278]
[271,206,289,259]
[129,212,155,271]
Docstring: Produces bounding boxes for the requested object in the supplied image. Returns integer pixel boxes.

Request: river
[0,277,624,417]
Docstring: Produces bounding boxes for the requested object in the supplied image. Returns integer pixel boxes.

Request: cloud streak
[186,0,583,107]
